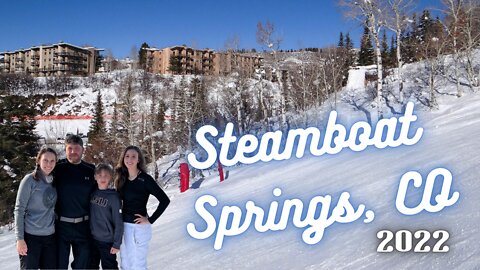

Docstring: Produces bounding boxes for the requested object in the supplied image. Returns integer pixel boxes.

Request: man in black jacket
[55,134,96,269]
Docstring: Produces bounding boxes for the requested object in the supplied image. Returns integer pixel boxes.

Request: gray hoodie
[90,188,123,249]
[14,171,57,240]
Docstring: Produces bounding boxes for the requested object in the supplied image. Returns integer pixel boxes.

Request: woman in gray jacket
[14,147,58,269]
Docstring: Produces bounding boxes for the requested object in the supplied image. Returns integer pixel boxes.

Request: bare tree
[384,0,416,102]
[459,0,480,89]
[104,49,115,72]
[223,34,242,76]
[418,35,448,109]
[322,47,348,108]
[129,45,139,69]
[256,21,282,52]
[339,0,385,120]
[256,20,287,128]
[116,72,138,146]
[224,34,241,53]
[442,0,466,96]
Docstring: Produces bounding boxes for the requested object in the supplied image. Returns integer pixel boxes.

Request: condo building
[213,52,262,77]
[144,46,216,75]
[144,45,262,77]
[0,42,103,77]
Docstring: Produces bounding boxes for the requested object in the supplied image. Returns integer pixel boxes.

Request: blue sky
[1,0,441,58]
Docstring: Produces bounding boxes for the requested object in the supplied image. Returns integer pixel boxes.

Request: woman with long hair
[115,145,170,270]
[14,146,58,269]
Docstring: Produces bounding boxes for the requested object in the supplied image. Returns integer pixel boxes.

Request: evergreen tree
[110,100,119,138]
[169,55,183,75]
[381,30,390,68]
[103,100,123,165]
[85,90,107,164]
[390,35,397,65]
[402,12,418,63]
[345,32,355,68]
[0,96,39,225]
[358,25,374,66]
[345,32,354,50]
[138,42,150,70]
[88,91,105,140]
[338,32,345,48]
[418,10,434,44]
[171,76,188,147]
[156,100,166,133]
[190,76,209,133]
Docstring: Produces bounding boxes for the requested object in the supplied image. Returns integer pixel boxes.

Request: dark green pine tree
[110,100,119,136]
[345,32,355,67]
[358,25,374,66]
[153,99,166,160]
[338,32,345,48]
[169,55,183,75]
[345,32,354,50]
[102,100,122,165]
[88,90,105,140]
[381,30,390,68]
[191,77,209,130]
[0,96,39,225]
[85,90,107,164]
[156,100,166,132]
[170,76,188,148]
[138,42,150,70]
[390,35,396,66]
[418,10,434,43]
[402,12,417,63]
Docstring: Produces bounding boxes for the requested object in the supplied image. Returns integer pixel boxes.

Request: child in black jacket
[90,163,123,269]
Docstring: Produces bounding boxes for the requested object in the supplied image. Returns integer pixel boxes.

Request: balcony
[32,55,40,59]
[53,58,86,65]
[55,51,87,58]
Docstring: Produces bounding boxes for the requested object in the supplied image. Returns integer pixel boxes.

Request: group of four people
[14,135,171,269]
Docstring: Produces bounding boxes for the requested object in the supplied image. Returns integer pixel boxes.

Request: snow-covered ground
[1,64,479,269]
[3,93,480,269]
[146,91,479,270]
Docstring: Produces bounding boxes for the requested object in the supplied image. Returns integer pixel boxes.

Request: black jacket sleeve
[145,177,170,224]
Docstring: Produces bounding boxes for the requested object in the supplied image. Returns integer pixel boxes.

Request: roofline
[1,42,103,54]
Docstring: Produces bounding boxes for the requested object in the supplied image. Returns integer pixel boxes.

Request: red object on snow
[218,160,224,182]
[180,163,189,193]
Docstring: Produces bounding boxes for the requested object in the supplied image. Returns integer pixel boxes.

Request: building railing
[54,51,88,58]
[54,65,87,72]
[53,58,86,65]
